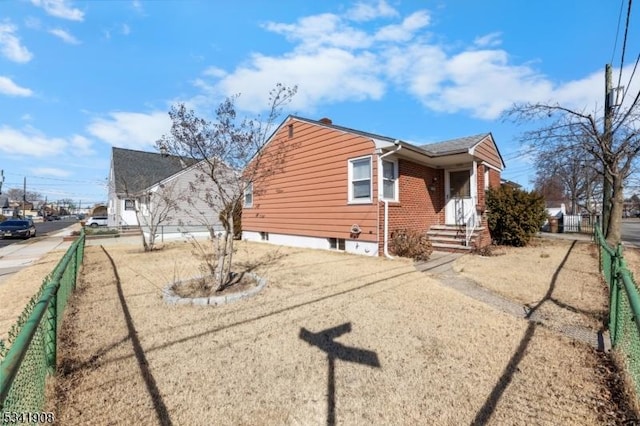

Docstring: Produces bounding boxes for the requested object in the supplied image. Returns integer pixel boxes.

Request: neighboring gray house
[108,147,228,241]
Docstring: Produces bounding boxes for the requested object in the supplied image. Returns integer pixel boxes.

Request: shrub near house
[486,186,547,246]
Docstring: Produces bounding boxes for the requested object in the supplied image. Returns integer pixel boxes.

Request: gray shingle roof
[111,147,197,194]
[418,133,490,155]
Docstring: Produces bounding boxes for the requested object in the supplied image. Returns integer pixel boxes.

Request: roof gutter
[378,140,402,259]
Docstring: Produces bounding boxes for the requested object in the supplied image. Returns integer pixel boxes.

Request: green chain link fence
[0,229,85,418]
[595,223,640,400]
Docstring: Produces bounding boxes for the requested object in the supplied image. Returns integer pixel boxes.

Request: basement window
[328,238,346,251]
[260,231,269,241]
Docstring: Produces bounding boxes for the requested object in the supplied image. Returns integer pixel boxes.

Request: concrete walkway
[416,249,610,351]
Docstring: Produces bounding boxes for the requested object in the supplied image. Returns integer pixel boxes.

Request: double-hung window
[348,157,372,203]
[381,159,398,201]
[244,182,253,207]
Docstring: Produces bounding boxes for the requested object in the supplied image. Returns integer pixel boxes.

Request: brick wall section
[378,160,444,255]
[475,166,502,247]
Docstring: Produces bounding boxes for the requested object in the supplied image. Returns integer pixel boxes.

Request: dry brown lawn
[453,239,608,331]
[0,249,67,342]
[43,238,630,425]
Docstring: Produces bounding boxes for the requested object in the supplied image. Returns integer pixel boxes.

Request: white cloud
[49,28,80,44]
[132,0,143,13]
[121,24,130,35]
[86,111,171,150]
[429,50,554,119]
[206,48,384,113]
[0,126,67,157]
[474,32,502,48]
[374,11,431,42]
[32,167,71,177]
[264,14,372,51]
[0,22,33,63]
[346,0,398,22]
[202,66,227,78]
[30,0,84,22]
[0,76,33,97]
[70,134,95,156]
[195,5,615,121]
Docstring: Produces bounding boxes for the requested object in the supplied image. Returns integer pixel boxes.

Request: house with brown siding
[242,116,505,255]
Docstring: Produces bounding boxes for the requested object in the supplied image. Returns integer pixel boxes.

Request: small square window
[124,199,135,210]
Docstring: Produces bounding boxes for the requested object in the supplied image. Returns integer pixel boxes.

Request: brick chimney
[319,117,332,125]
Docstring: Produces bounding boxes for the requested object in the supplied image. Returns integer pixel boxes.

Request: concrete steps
[427,224,484,253]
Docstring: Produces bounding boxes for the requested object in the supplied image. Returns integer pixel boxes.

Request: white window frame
[484,167,490,190]
[379,158,399,202]
[244,182,253,208]
[348,156,373,204]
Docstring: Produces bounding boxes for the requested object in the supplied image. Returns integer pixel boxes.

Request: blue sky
[0,0,638,206]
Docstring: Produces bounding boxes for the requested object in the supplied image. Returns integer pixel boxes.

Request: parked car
[0,218,37,239]
[85,216,108,227]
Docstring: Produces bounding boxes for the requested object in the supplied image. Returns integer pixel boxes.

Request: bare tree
[135,181,183,251]
[6,188,43,203]
[158,83,297,291]
[119,178,182,251]
[533,145,601,215]
[505,94,640,244]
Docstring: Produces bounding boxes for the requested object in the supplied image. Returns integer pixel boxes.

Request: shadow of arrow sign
[299,323,381,426]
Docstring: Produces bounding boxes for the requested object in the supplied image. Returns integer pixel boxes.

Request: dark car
[0,219,37,239]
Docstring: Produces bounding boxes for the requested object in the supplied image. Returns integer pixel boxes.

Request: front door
[445,169,474,225]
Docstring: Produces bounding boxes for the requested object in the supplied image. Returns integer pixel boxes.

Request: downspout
[378,140,402,258]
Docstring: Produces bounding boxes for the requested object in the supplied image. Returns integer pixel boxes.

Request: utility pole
[0,170,4,195]
[602,64,613,236]
[22,177,26,218]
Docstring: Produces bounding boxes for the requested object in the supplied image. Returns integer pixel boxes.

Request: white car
[85,216,108,227]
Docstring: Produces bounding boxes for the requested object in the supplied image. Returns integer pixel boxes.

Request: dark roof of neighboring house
[501,179,522,189]
[289,116,492,157]
[417,133,491,156]
[111,147,197,194]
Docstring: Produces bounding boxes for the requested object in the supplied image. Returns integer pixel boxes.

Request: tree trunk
[214,232,227,290]
[605,174,624,246]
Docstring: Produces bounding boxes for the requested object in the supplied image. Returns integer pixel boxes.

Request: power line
[616,0,633,91]
[622,52,640,103]
[612,0,626,64]
[4,172,105,184]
